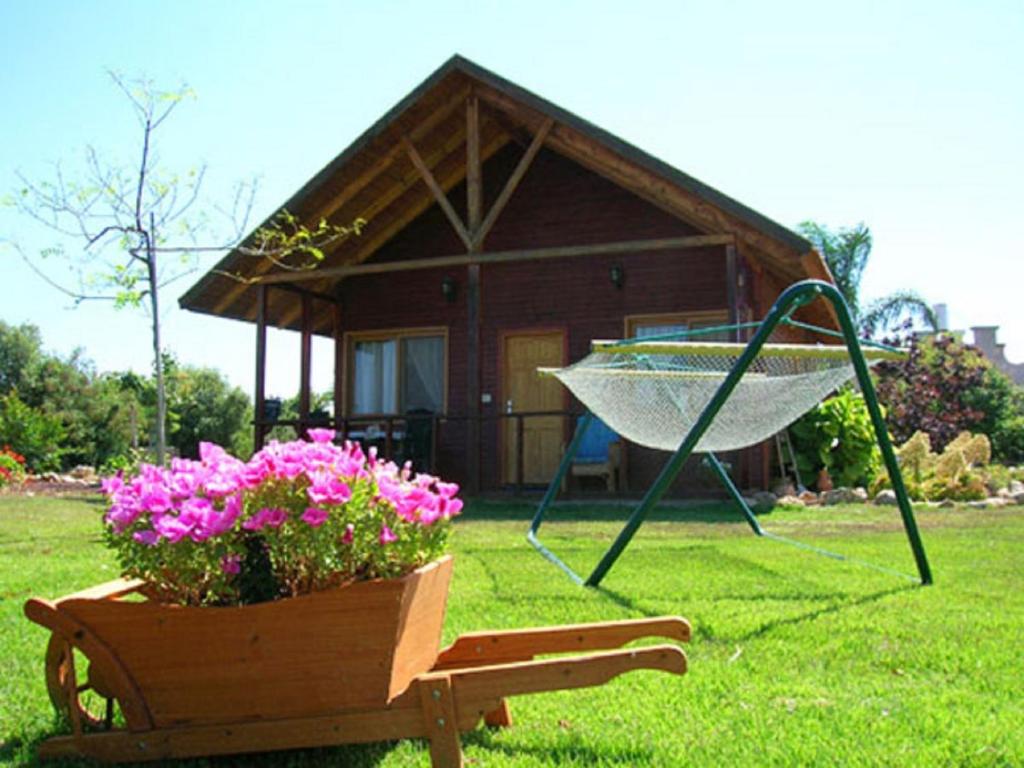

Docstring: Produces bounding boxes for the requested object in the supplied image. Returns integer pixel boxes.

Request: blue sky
[2,0,1021,397]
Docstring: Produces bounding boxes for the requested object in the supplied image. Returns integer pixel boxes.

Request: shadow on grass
[463,498,766,525]
[464,727,655,765]
[734,584,916,643]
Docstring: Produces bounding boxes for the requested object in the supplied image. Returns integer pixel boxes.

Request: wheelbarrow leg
[483,700,512,727]
[418,673,464,768]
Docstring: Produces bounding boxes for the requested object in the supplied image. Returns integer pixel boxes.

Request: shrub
[874,430,992,501]
[789,387,881,489]
[101,430,462,606]
[874,334,988,452]
[0,392,64,472]
[0,446,26,488]
[963,367,1024,464]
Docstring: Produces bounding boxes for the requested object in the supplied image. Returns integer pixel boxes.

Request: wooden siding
[338,146,767,492]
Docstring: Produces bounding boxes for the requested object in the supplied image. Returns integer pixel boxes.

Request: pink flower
[153,515,193,543]
[301,507,329,527]
[220,554,242,575]
[341,523,354,545]
[132,529,160,546]
[306,471,351,506]
[306,428,336,444]
[243,507,288,531]
[379,524,398,545]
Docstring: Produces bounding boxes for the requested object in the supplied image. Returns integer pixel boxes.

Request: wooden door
[502,331,565,484]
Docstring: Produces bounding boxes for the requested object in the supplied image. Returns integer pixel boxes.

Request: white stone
[874,490,898,506]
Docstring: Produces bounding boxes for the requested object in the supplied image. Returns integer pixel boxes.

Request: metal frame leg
[530,280,932,587]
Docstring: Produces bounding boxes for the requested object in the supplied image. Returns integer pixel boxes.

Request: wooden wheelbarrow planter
[24,557,689,767]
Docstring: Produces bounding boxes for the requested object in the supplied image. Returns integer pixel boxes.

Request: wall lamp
[609,264,625,289]
[441,275,458,303]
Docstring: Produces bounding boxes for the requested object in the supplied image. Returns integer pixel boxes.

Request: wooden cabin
[180,55,836,495]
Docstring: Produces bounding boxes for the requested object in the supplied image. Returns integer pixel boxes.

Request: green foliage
[963,366,1024,464]
[875,334,1007,454]
[0,446,27,487]
[0,321,44,395]
[164,361,252,459]
[0,392,64,472]
[789,387,881,489]
[873,430,993,501]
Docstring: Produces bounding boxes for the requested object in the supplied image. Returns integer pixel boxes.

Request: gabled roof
[180,54,831,331]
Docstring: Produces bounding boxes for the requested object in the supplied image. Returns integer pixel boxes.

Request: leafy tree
[963,367,1024,464]
[797,222,938,337]
[165,362,252,459]
[874,334,989,452]
[0,392,64,472]
[0,321,45,396]
[5,73,361,465]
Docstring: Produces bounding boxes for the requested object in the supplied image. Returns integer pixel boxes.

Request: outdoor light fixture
[609,264,625,289]
[441,276,458,302]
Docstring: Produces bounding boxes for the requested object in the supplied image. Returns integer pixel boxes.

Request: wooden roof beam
[206,87,472,317]
[403,136,473,250]
[258,234,734,286]
[472,117,553,250]
[212,123,473,318]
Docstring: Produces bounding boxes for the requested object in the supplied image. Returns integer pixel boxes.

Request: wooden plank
[726,243,739,342]
[54,579,146,603]
[38,705,431,763]
[299,293,312,424]
[473,117,553,249]
[257,234,735,285]
[466,95,481,237]
[403,136,473,251]
[23,599,155,730]
[255,285,268,450]
[296,129,509,285]
[435,617,691,668]
[448,645,687,703]
[466,263,481,495]
[418,673,464,768]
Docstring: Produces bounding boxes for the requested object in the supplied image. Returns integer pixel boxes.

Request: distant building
[972,326,1024,385]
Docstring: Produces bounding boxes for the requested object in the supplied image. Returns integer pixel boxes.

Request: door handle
[506,399,514,414]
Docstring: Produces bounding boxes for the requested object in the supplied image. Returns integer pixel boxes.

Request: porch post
[465,95,483,494]
[725,243,739,343]
[254,284,268,450]
[333,301,344,438]
[299,293,312,432]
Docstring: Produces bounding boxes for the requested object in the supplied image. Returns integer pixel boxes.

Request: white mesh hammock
[541,340,901,453]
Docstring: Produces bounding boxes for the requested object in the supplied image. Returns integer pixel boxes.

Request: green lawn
[1,493,1022,766]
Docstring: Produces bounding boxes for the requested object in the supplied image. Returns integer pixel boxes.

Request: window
[348,329,446,415]
[625,311,732,342]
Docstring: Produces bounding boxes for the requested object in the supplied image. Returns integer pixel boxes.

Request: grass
[1,493,1022,766]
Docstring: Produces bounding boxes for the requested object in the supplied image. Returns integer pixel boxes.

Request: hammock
[541,340,900,454]
[528,280,933,589]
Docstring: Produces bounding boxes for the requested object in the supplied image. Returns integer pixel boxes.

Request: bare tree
[5,73,361,464]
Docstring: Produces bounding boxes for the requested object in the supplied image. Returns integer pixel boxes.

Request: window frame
[624,310,731,341]
[343,326,449,417]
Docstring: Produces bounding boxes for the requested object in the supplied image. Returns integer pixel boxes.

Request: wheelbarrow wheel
[44,633,116,730]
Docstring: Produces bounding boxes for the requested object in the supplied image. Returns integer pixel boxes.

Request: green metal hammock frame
[528,279,933,587]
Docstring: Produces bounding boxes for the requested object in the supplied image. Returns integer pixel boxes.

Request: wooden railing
[254,410,584,493]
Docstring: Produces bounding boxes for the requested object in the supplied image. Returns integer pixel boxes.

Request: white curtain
[353,340,396,414]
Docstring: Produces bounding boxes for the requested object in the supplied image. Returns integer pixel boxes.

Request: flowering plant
[101,429,462,606]
[0,446,26,488]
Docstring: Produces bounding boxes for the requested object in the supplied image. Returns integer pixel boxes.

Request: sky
[1,0,1022,399]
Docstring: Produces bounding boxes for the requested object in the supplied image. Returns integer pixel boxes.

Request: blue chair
[565,417,622,493]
